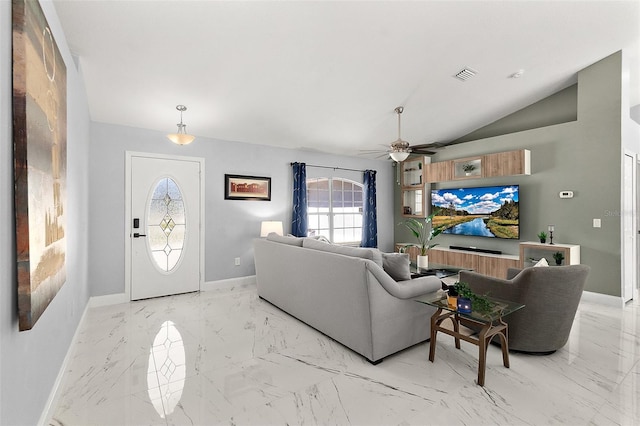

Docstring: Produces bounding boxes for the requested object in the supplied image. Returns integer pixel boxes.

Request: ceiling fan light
[389,151,410,162]
[387,106,411,162]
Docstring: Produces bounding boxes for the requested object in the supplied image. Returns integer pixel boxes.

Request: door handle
[133,233,147,238]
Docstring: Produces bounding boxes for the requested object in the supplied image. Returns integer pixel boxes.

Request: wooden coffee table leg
[499,319,510,368]
[453,314,461,349]
[477,323,491,386]
[429,308,441,362]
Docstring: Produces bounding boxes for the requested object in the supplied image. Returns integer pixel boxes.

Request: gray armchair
[458,265,590,354]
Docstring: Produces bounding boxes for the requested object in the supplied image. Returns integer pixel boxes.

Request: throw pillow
[311,235,332,244]
[381,252,411,281]
[301,238,384,267]
[533,257,549,267]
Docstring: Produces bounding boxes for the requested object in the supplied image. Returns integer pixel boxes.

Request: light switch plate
[593,218,601,228]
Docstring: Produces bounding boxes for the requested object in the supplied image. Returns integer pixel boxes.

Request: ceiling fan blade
[409,142,447,155]
[357,150,391,159]
[411,142,446,150]
[410,148,438,155]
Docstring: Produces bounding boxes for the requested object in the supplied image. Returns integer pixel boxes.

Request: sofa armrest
[506,268,522,280]
[366,262,441,299]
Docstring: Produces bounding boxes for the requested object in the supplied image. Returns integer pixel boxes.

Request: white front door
[129,154,203,300]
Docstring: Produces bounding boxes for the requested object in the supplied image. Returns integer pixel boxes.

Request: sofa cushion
[381,252,411,281]
[266,233,304,246]
[302,238,383,267]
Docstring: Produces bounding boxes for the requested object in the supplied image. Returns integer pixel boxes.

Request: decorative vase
[555,259,563,265]
[457,297,472,313]
[417,255,428,270]
[540,238,546,243]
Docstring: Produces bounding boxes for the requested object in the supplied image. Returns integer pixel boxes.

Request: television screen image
[430,185,519,239]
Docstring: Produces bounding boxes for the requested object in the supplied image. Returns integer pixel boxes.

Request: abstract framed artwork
[224,174,271,201]
[13,0,67,331]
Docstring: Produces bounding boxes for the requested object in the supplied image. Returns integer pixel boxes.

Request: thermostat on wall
[559,190,574,199]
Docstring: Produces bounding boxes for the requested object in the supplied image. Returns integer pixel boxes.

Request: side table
[414,293,525,386]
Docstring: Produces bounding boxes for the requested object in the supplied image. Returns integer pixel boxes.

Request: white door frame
[622,150,637,302]
[125,151,205,300]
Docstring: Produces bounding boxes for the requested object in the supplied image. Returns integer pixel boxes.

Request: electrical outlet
[235,257,241,266]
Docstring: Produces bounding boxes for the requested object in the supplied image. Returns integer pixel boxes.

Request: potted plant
[453,281,495,314]
[552,251,565,265]
[462,163,476,176]
[400,209,443,270]
[538,231,547,244]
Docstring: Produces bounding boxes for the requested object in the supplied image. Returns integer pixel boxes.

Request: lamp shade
[167,133,195,145]
[389,151,410,162]
[260,221,284,237]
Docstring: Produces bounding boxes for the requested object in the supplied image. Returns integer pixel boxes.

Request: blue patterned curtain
[291,162,308,237]
[361,169,378,248]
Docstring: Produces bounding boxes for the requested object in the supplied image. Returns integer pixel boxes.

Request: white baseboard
[202,275,256,292]
[88,292,129,307]
[581,290,625,308]
[38,300,92,426]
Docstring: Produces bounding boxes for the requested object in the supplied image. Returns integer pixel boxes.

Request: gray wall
[89,122,394,296]
[396,51,626,297]
[0,1,92,424]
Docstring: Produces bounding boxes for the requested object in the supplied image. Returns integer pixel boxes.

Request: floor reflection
[148,320,186,418]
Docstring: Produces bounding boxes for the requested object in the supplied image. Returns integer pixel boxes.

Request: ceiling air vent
[454,67,477,81]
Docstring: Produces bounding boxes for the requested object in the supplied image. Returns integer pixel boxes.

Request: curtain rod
[290,162,370,173]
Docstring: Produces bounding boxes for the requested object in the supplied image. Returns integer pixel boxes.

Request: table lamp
[260,221,284,237]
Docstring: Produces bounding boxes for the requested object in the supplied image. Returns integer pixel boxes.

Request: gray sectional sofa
[253,234,442,363]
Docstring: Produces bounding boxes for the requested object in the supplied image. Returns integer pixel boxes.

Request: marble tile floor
[49,284,640,426]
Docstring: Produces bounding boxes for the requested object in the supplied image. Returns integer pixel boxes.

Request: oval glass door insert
[148,177,186,272]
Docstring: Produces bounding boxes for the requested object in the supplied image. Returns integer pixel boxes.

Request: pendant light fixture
[388,106,411,162]
[167,105,195,145]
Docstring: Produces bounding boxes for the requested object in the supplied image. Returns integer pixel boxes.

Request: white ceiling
[53,0,640,157]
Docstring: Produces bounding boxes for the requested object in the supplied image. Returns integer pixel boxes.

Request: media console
[396,244,519,279]
[395,242,581,279]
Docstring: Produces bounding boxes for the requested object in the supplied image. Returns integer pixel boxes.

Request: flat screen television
[430,185,520,239]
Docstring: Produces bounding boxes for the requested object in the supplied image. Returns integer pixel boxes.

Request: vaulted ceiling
[53,0,640,157]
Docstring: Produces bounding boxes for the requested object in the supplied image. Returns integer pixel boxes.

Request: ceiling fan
[360,106,444,162]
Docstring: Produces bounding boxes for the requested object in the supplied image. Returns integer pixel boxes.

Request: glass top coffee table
[414,292,525,386]
[410,262,472,279]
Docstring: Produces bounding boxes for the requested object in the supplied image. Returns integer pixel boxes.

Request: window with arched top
[306,178,363,244]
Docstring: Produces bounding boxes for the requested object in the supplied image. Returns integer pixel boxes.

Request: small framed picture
[224,174,271,201]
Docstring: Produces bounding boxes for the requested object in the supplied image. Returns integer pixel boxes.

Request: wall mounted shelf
[424,149,531,183]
